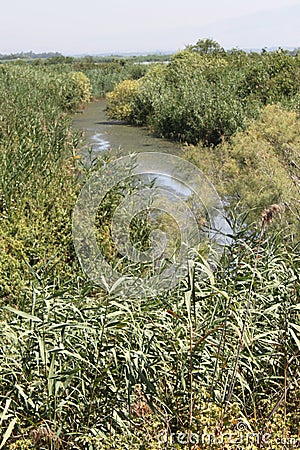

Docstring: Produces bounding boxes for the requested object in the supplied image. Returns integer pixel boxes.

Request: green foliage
[186,104,300,229]
[1,230,299,448]
[106,49,300,146]
[0,64,82,300]
[238,50,300,104]
[106,51,257,145]
[186,38,225,55]
[81,61,148,98]
[57,71,92,111]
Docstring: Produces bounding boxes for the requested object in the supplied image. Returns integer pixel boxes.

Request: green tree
[186,38,225,55]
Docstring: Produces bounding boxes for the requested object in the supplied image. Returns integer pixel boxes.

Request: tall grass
[1,227,299,449]
[0,64,84,300]
[83,62,147,98]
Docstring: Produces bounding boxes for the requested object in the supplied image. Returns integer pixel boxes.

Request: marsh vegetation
[0,45,299,449]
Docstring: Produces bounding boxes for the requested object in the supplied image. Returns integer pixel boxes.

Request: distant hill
[0,51,63,61]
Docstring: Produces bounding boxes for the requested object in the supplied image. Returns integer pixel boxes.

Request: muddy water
[72,99,183,159]
[72,99,231,247]
[73,100,231,245]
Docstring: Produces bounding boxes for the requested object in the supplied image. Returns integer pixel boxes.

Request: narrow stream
[72,100,231,247]
[72,99,183,159]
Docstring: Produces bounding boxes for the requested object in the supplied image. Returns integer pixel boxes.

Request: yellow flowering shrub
[56,71,92,111]
[69,71,92,104]
[106,79,141,121]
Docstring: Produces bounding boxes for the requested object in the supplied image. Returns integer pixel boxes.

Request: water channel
[72,99,231,277]
[72,98,183,158]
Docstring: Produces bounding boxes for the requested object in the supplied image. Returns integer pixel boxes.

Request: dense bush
[106,49,300,146]
[57,71,92,111]
[185,104,300,230]
[105,79,141,120]
[106,51,256,145]
[237,50,300,104]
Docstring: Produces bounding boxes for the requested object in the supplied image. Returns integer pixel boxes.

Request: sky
[0,0,299,54]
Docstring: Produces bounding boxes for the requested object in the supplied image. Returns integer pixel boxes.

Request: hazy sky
[1,0,299,54]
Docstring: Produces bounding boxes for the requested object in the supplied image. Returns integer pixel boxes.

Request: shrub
[106,78,141,121]
[238,50,300,104]
[186,104,300,229]
[57,71,91,111]
[106,49,300,146]
[106,51,259,145]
